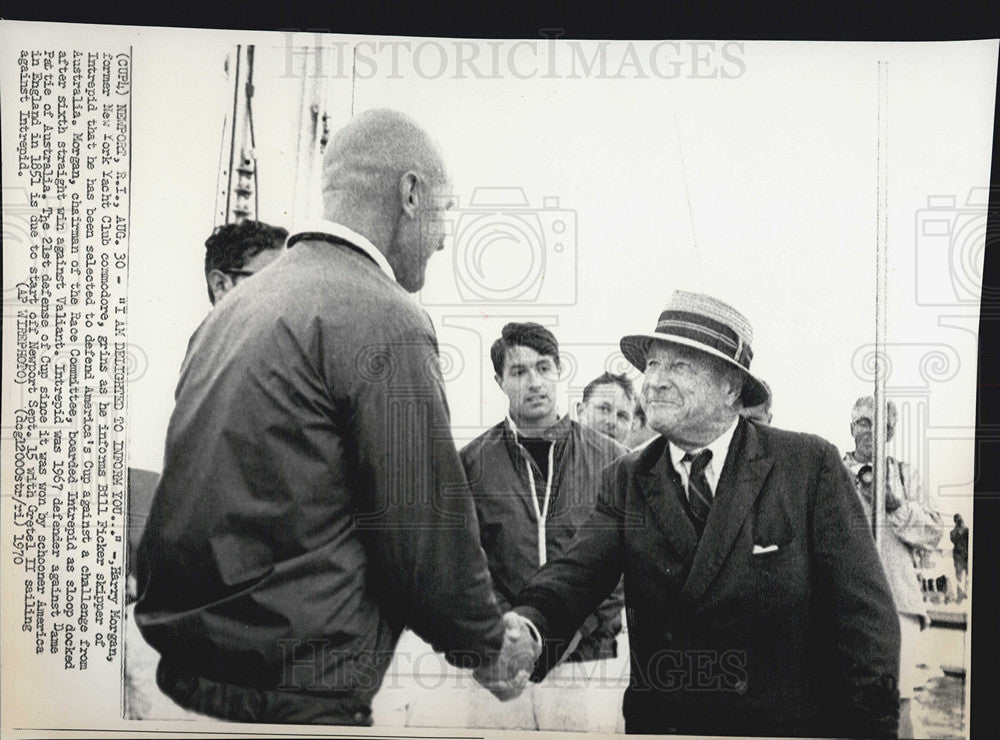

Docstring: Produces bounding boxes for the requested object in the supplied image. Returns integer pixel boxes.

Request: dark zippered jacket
[460,416,626,666]
[136,237,504,716]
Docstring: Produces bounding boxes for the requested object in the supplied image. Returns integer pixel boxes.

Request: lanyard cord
[523,441,556,567]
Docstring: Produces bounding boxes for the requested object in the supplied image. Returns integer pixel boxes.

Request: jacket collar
[504,414,574,444]
[501,415,573,521]
[287,219,396,281]
[634,433,670,476]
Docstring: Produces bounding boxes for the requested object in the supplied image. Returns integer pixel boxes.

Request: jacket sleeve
[347,325,504,669]
[458,443,514,614]
[515,461,628,677]
[888,462,944,551]
[570,577,624,661]
[571,438,628,658]
[811,440,901,738]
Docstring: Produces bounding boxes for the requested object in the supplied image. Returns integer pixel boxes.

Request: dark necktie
[681,449,714,533]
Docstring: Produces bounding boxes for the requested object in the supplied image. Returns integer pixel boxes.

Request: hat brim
[621,333,770,408]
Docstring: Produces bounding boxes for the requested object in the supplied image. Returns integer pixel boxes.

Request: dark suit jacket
[516,418,900,737]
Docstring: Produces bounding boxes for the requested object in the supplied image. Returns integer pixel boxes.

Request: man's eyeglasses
[224,269,257,279]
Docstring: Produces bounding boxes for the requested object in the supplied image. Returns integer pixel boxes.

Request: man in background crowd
[203,219,288,304]
[951,513,969,599]
[842,396,943,739]
[576,371,637,444]
[135,109,538,725]
[448,322,626,732]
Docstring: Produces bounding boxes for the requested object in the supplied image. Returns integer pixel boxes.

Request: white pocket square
[752,544,780,555]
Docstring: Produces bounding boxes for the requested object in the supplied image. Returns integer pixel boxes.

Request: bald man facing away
[135,110,538,725]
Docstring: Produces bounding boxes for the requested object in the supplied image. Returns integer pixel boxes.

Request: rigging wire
[667,82,704,290]
[224,45,242,225]
[246,45,259,222]
[351,44,358,118]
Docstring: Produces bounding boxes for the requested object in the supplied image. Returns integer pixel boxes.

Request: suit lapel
[682,419,775,604]
[635,438,699,565]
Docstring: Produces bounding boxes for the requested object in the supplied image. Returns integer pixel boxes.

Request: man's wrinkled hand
[473,612,542,701]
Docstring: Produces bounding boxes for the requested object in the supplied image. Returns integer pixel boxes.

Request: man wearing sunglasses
[203,220,288,305]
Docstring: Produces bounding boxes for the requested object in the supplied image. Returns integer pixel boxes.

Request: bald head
[321,109,453,292]
[323,109,447,213]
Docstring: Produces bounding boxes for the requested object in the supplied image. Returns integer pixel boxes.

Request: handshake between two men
[473,612,543,701]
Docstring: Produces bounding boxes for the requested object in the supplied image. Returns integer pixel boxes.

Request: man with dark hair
[203,220,288,304]
[488,321,561,379]
[508,291,901,738]
[576,371,637,445]
[136,110,538,726]
[454,321,626,731]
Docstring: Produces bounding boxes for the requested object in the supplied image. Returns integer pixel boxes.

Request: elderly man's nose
[649,370,672,388]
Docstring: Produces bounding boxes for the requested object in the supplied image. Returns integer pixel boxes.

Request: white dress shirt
[668,416,740,498]
[289,219,396,281]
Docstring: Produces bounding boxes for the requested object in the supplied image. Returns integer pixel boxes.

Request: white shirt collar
[668,416,740,493]
[288,219,396,282]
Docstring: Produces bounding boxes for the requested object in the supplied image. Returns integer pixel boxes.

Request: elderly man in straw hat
[511,290,901,737]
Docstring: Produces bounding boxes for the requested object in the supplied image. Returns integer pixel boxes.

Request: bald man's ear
[399,171,421,218]
[207,269,232,305]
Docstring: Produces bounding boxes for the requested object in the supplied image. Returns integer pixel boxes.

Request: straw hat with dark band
[620,290,770,408]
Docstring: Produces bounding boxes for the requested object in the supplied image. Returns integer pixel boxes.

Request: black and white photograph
[1,18,996,740]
